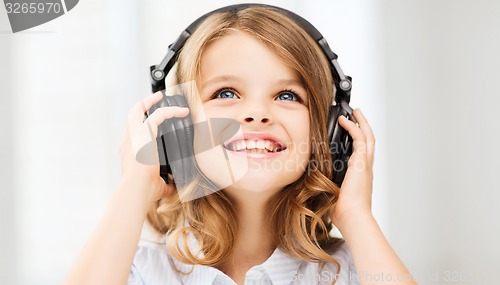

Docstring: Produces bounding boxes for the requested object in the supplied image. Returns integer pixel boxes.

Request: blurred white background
[1,0,499,284]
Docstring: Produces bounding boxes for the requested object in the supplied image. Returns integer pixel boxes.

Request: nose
[239,95,273,125]
[244,115,270,124]
[241,105,272,125]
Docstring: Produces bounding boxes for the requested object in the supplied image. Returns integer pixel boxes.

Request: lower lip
[223,148,286,159]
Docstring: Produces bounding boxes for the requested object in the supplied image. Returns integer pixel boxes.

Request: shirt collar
[168,220,303,285]
[169,257,220,285]
[260,247,303,285]
[168,234,302,285]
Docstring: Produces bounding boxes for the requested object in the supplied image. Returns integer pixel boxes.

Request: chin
[226,168,303,197]
[222,178,283,200]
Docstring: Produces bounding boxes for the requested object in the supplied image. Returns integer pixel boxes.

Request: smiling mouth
[223,140,287,153]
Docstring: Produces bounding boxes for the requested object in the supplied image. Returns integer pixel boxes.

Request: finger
[352,109,375,143]
[352,109,375,166]
[130,107,190,161]
[127,91,164,132]
[144,106,190,129]
[338,115,367,156]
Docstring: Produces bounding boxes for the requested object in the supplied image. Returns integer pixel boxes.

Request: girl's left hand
[329,108,376,231]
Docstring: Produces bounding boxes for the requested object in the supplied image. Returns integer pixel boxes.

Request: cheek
[190,103,231,124]
[286,114,311,172]
[189,104,205,124]
[291,113,311,149]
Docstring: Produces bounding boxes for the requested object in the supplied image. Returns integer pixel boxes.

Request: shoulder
[329,241,358,284]
[301,241,358,285]
[128,239,181,285]
[328,241,355,268]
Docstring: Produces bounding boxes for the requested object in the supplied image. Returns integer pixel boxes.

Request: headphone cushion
[146,93,195,186]
[327,104,354,187]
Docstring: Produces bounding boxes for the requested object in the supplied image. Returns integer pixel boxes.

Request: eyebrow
[202,75,242,89]
[202,75,305,89]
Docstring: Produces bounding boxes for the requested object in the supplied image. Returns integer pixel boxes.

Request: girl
[63,5,416,285]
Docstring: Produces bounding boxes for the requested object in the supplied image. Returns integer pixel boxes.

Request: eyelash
[211,87,303,102]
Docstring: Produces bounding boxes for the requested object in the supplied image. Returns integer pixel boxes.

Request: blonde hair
[147,6,344,283]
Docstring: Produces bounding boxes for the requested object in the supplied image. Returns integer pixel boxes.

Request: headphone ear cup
[145,92,195,186]
[145,91,171,184]
[327,105,341,141]
[170,95,196,186]
[327,104,354,187]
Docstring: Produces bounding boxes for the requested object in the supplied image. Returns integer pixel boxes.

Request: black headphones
[145,3,355,189]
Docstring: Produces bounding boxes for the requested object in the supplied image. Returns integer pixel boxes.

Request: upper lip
[223,132,287,150]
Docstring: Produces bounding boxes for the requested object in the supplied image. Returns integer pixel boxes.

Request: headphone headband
[150,3,352,103]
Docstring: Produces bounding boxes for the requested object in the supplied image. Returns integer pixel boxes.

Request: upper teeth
[227,139,281,152]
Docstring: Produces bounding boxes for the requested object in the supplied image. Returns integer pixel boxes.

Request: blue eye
[213,89,237,99]
[211,88,302,102]
[276,91,300,101]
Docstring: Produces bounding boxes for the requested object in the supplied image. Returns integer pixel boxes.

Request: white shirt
[128,233,359,285]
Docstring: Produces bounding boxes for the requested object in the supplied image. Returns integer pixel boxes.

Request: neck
[217,189,278,275]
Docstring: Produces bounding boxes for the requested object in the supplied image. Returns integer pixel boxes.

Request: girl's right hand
[119,91,190,202]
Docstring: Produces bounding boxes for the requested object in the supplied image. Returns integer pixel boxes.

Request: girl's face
[192,30,311,198]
